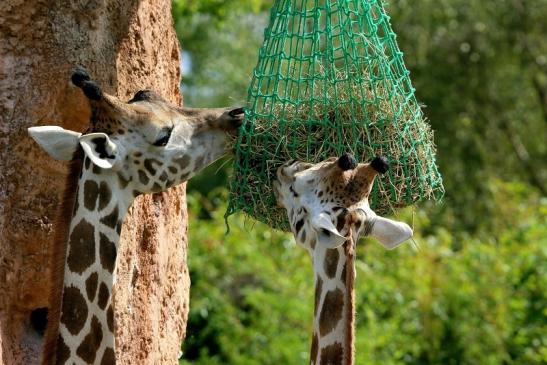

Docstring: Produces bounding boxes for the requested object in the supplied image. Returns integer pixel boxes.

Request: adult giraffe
[274,153,413,365]
[28,68,244,365]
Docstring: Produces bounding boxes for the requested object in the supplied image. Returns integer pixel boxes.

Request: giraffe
[273,153,413,365]
[28,67,244,365]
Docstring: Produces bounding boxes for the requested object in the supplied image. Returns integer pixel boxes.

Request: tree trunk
[0,1,189,364]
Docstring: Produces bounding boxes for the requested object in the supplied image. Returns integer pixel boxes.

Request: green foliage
[172,2,269,107]
[173,0,269,21]
[387,0,547,232]
[353,182,547,365]
[181,182,546,365]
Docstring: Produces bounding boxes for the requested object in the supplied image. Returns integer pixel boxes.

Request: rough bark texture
[0,1,189,364]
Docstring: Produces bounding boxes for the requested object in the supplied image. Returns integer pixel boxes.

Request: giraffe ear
[79,133,120,169]
[370,216,413,249]
[311,213,347,249]
[28,126,82,161]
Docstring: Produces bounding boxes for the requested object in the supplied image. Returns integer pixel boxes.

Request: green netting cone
[227,0,444,231]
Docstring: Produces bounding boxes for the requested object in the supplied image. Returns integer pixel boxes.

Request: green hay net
[226,0,444,231]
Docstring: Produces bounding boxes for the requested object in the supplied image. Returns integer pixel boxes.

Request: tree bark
[0,1,189,364]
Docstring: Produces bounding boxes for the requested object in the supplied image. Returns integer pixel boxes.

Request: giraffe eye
[153,127,173,147]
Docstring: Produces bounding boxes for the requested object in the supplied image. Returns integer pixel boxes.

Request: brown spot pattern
[97,282,109,310]
[300,229,306,243]
[56,335,70,364]
[100,206,119,229]
[310,237,317,250]
[98,182,112,211]
[101,347,115,365]
[99,232,117,273]
[118,173,131,189]
[85,272,99,301]
[336,209,348,232]
[174,154,190,169]
[314,276,323,315]
[67,219,95,274]
[178,172,189,182]
[310,333,319,365]
[324,249,339,279]
[144,158,160,175]
[83,180,99,210]
[76,315,103,363]
[107,305,114,332]
[295,219,304,235]
[319,288,344,336]
[138,170,149,185]
[319,342,344,365]
[115,221,123,235]
[60,286,88,335]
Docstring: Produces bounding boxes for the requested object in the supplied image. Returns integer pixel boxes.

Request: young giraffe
[28,68,244,365]
[274,153,413,365]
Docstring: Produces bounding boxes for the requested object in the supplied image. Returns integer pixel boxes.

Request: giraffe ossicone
[274,153,413,365]
[29,67,244,365]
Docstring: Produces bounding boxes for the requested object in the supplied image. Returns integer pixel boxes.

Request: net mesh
[226,0,444,231]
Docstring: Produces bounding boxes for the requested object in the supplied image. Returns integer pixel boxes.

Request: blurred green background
[172,1,547,364]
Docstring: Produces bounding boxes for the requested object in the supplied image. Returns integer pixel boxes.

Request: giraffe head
[273,153,413,251]
[28,67,244,194]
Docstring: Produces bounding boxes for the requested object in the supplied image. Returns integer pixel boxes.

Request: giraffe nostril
[338,153,357,171]
[228,107,245,118]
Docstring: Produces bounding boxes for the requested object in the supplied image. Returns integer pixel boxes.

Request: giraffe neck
[310,240,355,365]
[44,155,133,365]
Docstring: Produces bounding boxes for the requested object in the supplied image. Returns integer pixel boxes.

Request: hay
[228,66,443,231]
[226,0,444,231]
